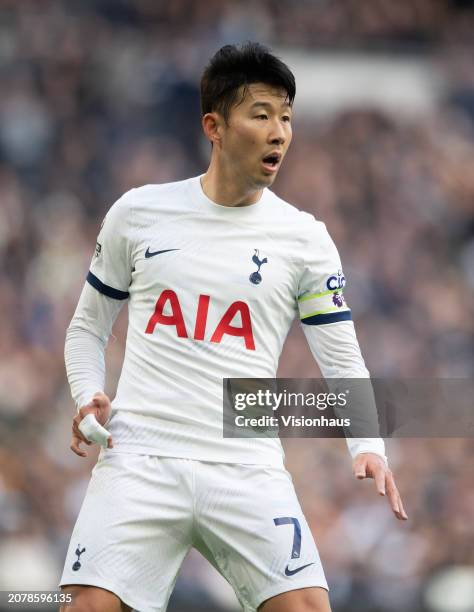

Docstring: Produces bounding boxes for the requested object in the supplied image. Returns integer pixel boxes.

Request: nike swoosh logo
[284,562,314,576]
[145,248,180,259]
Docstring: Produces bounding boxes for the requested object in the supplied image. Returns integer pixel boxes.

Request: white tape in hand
[79,413,111,448]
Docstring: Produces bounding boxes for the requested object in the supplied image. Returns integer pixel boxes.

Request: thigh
[60,453,194,612]
[259,586,331,612]
[60,584,132,612]
[194,463,328,612]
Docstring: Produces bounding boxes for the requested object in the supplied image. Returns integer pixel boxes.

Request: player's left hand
[353,452,408,521]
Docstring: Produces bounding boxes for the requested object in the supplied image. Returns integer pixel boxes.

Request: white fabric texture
[65,283,123,410]
[303,321,386,461]
[64,175,385,465]
[59,452,328,611]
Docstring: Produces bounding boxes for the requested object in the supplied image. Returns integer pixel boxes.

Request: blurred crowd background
[0,1,473,611]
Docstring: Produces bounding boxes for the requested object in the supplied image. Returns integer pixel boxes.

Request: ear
[202,112,223,146]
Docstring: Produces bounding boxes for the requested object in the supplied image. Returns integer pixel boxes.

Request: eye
[282,115,291,123]
[256,114,268,120]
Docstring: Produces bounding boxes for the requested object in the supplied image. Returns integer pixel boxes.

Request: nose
[270,134,285,146]
[269,119,286,146]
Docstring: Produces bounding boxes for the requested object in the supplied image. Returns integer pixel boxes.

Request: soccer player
[60,43,407,612]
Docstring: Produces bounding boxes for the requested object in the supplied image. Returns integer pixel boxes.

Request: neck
[201,159,263,207]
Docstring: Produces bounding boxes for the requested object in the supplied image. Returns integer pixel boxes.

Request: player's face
[220,83,292,188]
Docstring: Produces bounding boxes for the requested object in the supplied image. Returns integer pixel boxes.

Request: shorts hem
[253,578,329,610]
[58,575,155,612]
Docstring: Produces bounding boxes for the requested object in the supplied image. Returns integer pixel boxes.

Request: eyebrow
[250,101,291,110]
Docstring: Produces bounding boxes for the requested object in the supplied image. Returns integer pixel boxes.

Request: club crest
[72,544,86,571]
[249,249,268,285]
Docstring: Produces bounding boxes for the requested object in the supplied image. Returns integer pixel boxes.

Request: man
[60,42,407,612]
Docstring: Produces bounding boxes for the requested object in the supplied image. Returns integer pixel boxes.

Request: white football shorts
[59,451,327,611]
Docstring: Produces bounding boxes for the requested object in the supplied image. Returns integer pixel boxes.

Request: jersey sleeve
[302,321,387,463]
[87,191,135,300]
[297,219,352,326]
[65,283,124,409]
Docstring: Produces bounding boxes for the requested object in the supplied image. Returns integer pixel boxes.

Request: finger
[386,475,403,518]
[396,491,408,521]
[92,391,108,401]
[90,395,111,426]
[72,421,92,445]
[389,494,401,519]
[70,435,87,458]
[79,413,112,448]
[107,436,114,449]
[393,501,406,521]
[395,495,408,521]
[92,393,108,407]
[373,466,386,496]
[354,456,367,479]
[78,405,95,419]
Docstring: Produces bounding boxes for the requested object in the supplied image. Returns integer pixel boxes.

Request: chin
[256,172,277,188]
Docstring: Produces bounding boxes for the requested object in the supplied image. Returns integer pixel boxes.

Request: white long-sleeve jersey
[65,175,385,466]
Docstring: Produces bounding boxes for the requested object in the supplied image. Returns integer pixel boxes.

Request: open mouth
[262,152,281,172]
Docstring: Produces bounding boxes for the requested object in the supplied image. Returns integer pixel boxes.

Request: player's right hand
[70,391,113,457]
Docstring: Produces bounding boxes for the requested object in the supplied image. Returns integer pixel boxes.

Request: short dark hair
[200,42,296,122]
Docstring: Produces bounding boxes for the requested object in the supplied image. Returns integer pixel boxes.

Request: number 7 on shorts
[273,516,302,559]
